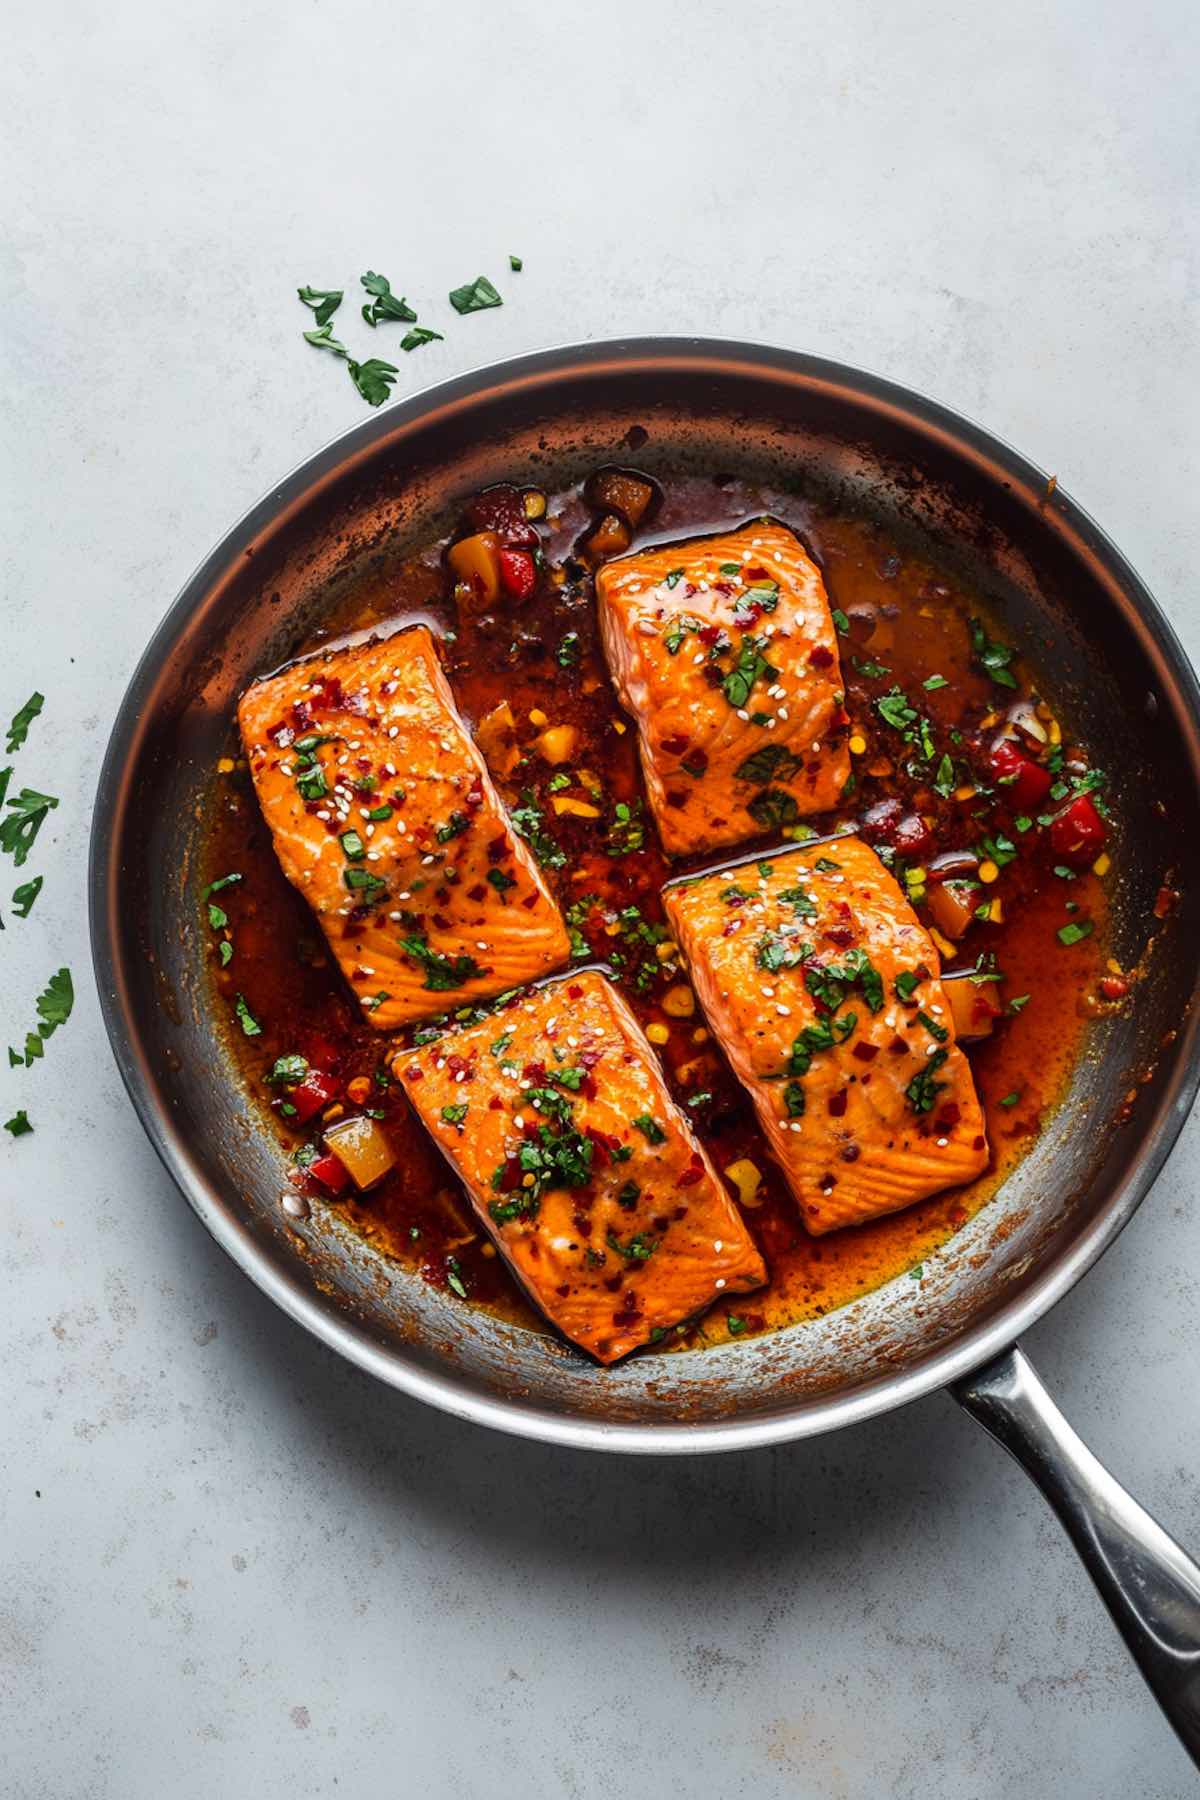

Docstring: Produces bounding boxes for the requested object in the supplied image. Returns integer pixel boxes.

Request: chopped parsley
[399,933,484,991]
[804,948,884,1014]
[4,1109,32,1137]
[509,254,523,272]
[267,1055,308,1085]
[933,753,956,798]
[435,810,470,845]
[976,833,1018,869]
[1008,994,1030,1014]
[777,885,818,919]
[876,687,917,731]
[359,270,417,328]
[726,1315,748,1335]
[297,285,343,327]
[788,1012,857,1075]
[632,1113,666,1145]
[722,635,776,709]
[203,872,243,898]
[234,994,261,1037]
[922,674,948,691]
[340,829,366,860]
[440,1104,469,1129]
[449,275,503,314]
[617,1180,640,1208]
[344,867,388,904]
[511,793,566,869]
[783,1079,806,1117]
[757,930,813,973]
[831,608,850,635]
[445,1257,468,1299]
[605,799,645,858]
[999,1091,1022,1108]
[916,1009,949,1043]
[8,967,73,1068]
[735,744,803,785]
[606,1230,658,1262]
[0,788,58,867]
[895,970,921,1003]
[968,616,1019,689]
[747,788,800,831]
[12,876,42,919]
[905,1048,948,1114]
[1057,920,1094,946]
[6,693,43,755]
[556,631,581,668]
[487,868,516,894]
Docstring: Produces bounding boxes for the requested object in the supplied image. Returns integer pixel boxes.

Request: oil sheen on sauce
[203,472,1111,1353]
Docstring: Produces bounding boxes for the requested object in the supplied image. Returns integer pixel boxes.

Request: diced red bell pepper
[1048,793,1107,867]
[497,548,536,600]
[308,1151,350,1195]
[988,740,1052,811]
[290,1069,341,1124]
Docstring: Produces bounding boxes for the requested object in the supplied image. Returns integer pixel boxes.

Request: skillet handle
[953,1345,1200,1765]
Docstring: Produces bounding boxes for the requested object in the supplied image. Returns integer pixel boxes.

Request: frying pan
[90,338,1200,1760]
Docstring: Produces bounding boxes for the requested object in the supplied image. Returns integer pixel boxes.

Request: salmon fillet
[663,837,989,1234]
[595,521,851,855]
[237,626,571,1030]
[394,969,766,1361]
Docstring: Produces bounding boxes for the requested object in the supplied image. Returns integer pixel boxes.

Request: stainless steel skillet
[89,338,1200,1759]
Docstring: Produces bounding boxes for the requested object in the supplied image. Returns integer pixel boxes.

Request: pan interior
[94,343,1200,1441]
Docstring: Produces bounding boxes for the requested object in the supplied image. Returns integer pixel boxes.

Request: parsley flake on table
[449,275,503,314]
[6,693,44,754]
[0,788,58,867]
[12,876,42,919]
[4,1109,32,1137]
[400,326,443,351]
[297,285,343,328]
[359,271,417,328]
[8,966,73,1067]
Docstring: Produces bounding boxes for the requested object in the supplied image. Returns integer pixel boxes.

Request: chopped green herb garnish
[6,693,44,754]
[606,1229,658,1262]
[722,635,776,709]
[632,1113,666,1145]
[933,753,955,798]
[1008,994,1030,1014]
[617,1180,640,1209]
[509,254,523,272]
[876,687,917,731]
[12,876,42,919]
[735,744,803,785]
[449,275,503,314]
[916,1009,949,1043]
[435,810,470,845]
[922,674,948,691]
[556,632,581,668]
[399,933,484,991]
[446,1257,468,1299]
[968,616,1019,689]
[487,867,516,894]
[400,325,443,351]
[747,788,800,831]
[783,1079,806,1117]
[297,285,343,328]
[726,1315,748,1335]
[349,357,399,406]
[511,793,566,868]
[0,788,58,867]
[340,829,366,860]
[895,970,920,1003]
[440,1104,469,1129]
[267,1054,308,1085]
[4,1109,32,1137]
[1052,864,1077,881]
[905,1048,948,1114]
[1057,920,1094,946]
[359,270,417,328]
[234,994,261,1037]
[999,1091,1021,1107]
[344,867,388,904]
[831,608,850,635]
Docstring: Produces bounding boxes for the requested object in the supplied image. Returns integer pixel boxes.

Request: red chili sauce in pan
[202,469,1122,1352]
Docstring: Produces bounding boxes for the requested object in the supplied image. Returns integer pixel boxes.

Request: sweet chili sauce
[202,471,1114,1351]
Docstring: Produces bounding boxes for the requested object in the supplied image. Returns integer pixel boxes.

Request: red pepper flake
[466,883,487,902]
[486,833,509,863]
[935,1103,961,1130]
[661,733,689,756]
[678,1161,705,1188]
[405,1065,423,1082]
[828,1089,848,1117]
[972,1135,985,1150]
[888,1036,909,1056]
[567,983,583,1000]
[520,893,538,910]
[851,1042,879,1062]
[808,644,835,668]
[1100,975,1130,1000]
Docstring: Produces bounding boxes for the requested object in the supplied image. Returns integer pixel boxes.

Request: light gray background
[4,2,1199,1795]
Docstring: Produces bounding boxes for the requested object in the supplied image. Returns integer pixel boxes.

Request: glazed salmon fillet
[595,521,851,854]
[394,969,766,1362]
[664,838,989,1234]
[237,626,571,1030]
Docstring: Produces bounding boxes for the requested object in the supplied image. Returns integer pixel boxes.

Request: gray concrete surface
[4,1,1200,1794]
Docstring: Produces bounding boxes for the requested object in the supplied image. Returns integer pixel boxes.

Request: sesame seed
[715,1278,726,1290]
[776,1003,791,1017]
[737,709,750,722]
[936,1136,949,1147]
[713,1240,723,1252]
